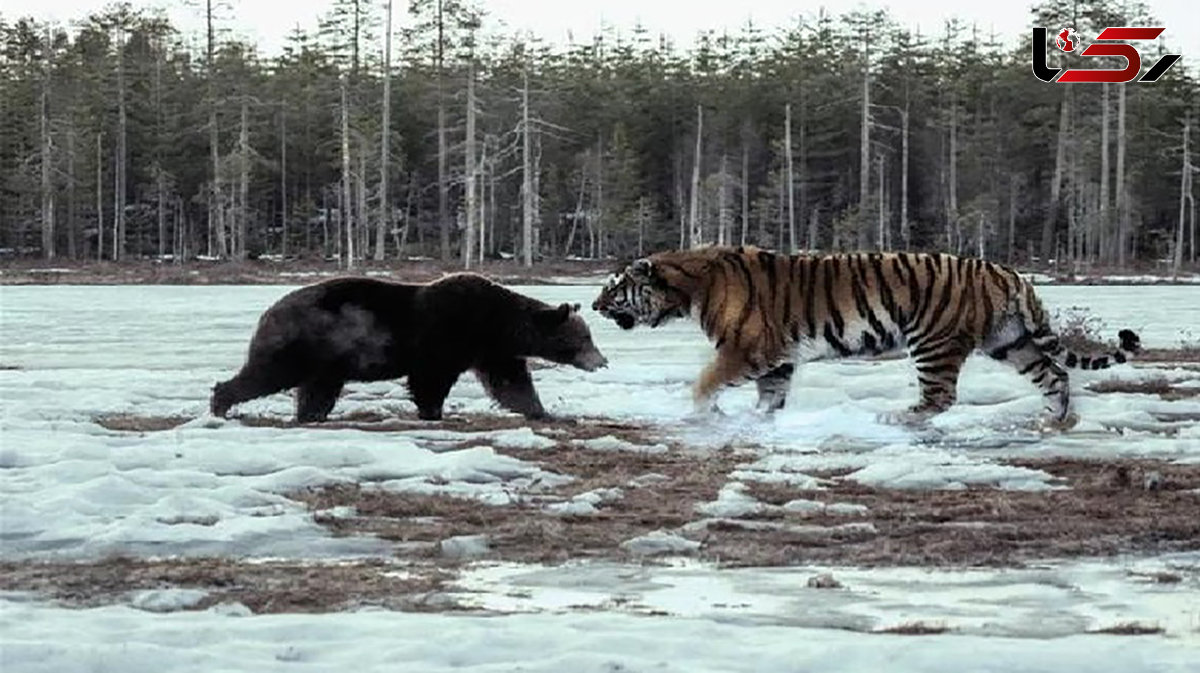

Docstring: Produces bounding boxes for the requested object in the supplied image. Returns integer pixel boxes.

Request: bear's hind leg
[474,357,547,420]
[211,366,296,418]
[295,377,345,423]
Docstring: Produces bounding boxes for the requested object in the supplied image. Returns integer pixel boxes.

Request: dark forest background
[1,0,1197,272]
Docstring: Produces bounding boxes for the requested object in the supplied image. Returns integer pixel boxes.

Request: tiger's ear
[628,258,654,280]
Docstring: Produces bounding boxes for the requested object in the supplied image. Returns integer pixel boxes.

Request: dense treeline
[1,0,1196,271]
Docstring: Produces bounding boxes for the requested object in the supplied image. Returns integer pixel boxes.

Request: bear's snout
[574,349,609,372]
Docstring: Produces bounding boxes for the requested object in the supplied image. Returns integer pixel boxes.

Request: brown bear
[210,273,608,422]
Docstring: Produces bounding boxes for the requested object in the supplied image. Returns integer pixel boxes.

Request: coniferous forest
[1,0,1197,272]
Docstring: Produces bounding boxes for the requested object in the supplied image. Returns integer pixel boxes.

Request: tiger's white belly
[790,314,907,363]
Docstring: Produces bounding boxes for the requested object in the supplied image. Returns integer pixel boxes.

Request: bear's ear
[570,302,581,313]
[534,303,573,329]
[629,258,654,280]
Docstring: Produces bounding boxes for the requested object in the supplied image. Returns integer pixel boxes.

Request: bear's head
[531,302,609,372]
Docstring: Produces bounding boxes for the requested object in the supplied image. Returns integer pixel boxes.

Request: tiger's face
[591,259,690,330]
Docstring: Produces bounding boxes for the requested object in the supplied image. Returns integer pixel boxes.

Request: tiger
[591,245,1141,430]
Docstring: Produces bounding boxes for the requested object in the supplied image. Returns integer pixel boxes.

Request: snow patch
[128,588,209,613]
[573,435,669,454]
[620,531,701,556]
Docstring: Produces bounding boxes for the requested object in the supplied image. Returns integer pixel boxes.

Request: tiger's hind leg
[754,363,796,413]
[989,341,1077,432]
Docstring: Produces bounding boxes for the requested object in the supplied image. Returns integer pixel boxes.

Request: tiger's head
[591,258,692,330]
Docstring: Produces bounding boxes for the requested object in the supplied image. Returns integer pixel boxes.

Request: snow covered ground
[2,282,1199,671]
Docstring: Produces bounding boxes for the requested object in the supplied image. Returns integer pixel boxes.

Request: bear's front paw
[417,408,444,421]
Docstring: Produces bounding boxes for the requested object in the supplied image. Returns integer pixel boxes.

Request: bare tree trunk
[741,130,750,246]
[358,138,368,256]
[533,133,543,256]
[436,0,449,261]
[859,44,871,250]
[1175,116,1191,275]
[900,90,910,249]
[375,0,392,261]
[1041,91,1070,265]
[115,27,127,261]
[688,104,703,248]
[112,146,119,260]
[1190,191,1196,266]
[280,105,288,256]
[776,169,785,250]
[478,136,487,264]
[808,209,818,252]
[1008,175,1017,263]
[206,0,225,259]
[636,197,647,257]
[487,152,497,256]
[341,75,354,269]
[96,132,104,260]
[785,102,796,251]
[947,90,958,253]
[463,65,477,268]
[717,154,730,246]
[154,32,164,259]
[1116,83,1128,267]
[676,151,685,248]
[176,195,185,261]
[521,66,534,267]
[1098,83,1111,262]
[798,92,809,249]
[877,156,885,249]
[237,99,249,260]
[978,211,986,259]
[67,127,77,258]
[157,172,166,259]
[39,33,55,260]
[595,136,605,259]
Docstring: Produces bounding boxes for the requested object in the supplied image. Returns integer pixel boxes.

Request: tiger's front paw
[878,407,936,427]
[688,398,725,420]
[1038,410,1079,434]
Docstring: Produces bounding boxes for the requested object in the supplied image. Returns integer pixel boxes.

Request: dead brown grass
[875,621,951,635]
[94,409,651,439]
[292,443,744,564]
[0,557,456,614]
[291,439,1200,569]
[720,458,1200,567]
[95,414,193,432]
[92,412,1200,570]
[1087,622,1165,636]
[1135,347,1200,364]
[1087,377,1200,401]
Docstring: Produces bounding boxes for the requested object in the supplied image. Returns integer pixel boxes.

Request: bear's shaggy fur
[210,273,608,422]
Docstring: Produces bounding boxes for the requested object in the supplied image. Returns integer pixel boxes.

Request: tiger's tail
[1034,327,1142,370]
[1010,278,1141,370]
